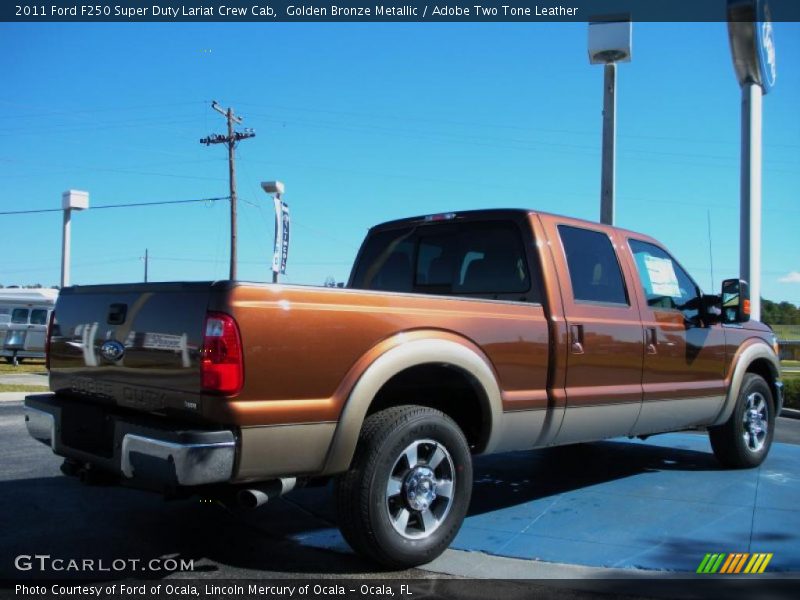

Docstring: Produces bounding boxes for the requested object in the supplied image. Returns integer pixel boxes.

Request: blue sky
[1,22,799,304]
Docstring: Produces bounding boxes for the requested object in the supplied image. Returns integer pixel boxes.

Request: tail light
[45,311,55,371]
[201,312,244,395]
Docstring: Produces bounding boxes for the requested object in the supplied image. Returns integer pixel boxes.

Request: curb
[425,548,800,580]
[781,407,800,420]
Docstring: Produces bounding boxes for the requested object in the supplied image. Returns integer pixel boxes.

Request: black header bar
[4,0,800,22]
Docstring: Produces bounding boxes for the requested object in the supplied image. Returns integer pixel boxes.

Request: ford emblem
[100,340,125,362]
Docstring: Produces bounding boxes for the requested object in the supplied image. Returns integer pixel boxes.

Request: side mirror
[721,279,751,324]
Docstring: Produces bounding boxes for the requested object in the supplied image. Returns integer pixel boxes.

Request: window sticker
[644,255,681,297]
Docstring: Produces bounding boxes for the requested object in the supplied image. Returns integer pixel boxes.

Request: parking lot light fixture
[61,189,89,288]
[588,18,632,226]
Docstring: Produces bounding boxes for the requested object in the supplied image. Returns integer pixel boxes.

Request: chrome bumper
[25,406,56,448]
[24,394,236,488]
[120,433,235,486]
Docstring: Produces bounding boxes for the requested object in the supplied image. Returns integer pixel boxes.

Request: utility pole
[143,248,149,283]
[200,101,255,280]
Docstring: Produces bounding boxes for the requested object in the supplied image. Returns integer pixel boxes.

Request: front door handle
[570,324,584,355]
[646,327,657,355]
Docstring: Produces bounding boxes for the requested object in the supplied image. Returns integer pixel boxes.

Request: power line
[0,196,230,216]
[237,101,800,151]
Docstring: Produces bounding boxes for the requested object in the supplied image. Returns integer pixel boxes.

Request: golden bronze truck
[25,209,783,567]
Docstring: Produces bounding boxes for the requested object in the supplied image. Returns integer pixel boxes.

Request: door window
[558,225,628,305]
[628,239,701,321]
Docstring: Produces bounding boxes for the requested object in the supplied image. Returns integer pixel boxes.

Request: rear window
[351,220,540,302]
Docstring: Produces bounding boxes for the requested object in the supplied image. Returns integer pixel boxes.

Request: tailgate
[49,282,221,416]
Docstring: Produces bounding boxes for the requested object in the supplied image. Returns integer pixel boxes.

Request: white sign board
[644,255,681,297]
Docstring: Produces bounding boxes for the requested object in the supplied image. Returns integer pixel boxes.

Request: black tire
[335,405,472,569]
[709,373,775,469]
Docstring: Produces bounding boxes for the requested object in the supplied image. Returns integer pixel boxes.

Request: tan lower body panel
[554,403,641,445]
[490,409,548,453]
[632,396,724,436]
[234,422,336,482]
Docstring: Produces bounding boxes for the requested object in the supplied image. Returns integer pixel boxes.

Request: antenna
[707,209,715,291]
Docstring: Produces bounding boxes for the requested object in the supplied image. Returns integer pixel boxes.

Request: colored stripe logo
[697,553,773,574]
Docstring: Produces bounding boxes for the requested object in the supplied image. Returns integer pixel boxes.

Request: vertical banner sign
[272,197,290,275]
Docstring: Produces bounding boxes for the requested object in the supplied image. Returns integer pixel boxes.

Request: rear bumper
[24,393,236,488]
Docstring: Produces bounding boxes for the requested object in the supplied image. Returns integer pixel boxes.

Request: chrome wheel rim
[742,391,769,453]
[386,439,455,540]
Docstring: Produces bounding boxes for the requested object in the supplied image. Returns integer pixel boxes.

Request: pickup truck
[25,209,783,568]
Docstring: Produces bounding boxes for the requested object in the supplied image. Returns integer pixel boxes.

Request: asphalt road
[1,399,798,599]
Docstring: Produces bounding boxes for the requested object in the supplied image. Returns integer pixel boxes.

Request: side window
[628,239,701,320]
[31,309,48,325]
[558,225,628,305]
[11,308,29,324]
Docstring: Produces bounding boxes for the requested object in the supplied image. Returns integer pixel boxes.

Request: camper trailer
[0,288,58,365]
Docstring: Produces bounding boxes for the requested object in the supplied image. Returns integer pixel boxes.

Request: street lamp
[261,181,288,283]
[588,18,632,226]
[61,189,89,288]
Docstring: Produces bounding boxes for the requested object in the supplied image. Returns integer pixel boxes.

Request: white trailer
[0,288,58,365]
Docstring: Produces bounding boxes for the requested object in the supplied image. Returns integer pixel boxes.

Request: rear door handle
[646,327,657,355]
[570,324,584,355]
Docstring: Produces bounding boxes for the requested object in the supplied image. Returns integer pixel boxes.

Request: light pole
[261,181,288,283]
[588,18,632,226]
[728,0,776,322]
[60,190,89,288]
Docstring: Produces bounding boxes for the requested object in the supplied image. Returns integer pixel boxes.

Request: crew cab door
[544,221,645,444]
[624,238,727,433]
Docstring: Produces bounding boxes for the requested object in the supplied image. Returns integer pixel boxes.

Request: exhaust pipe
[237,477,297,509]
[73,463,114,485]
[60,459,81,477]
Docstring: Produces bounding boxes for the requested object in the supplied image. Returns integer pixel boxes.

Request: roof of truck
[370,208,659,245]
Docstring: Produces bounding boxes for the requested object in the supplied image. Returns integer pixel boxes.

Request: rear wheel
[335,405,472,568]
[709,374,774,468]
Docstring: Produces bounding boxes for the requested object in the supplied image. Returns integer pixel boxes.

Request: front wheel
[335,405,472,569]
[709,373,775,469]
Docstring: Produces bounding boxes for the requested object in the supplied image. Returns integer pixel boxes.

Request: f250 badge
[100,340,125,362]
